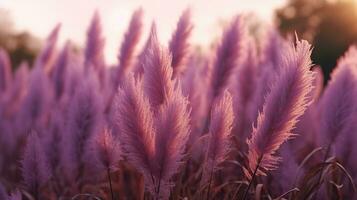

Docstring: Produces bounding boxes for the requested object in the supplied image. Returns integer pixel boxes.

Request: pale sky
[0,0,286,64]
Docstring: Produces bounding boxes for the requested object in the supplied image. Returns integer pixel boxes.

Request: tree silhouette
[0,9,41,70]
[276,0,357,83]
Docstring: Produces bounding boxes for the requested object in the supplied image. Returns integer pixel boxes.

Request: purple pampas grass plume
[43,110,64,180]
[114,75,155,192]
[210,16,246,98]
[231,38,258,145]
[51,42,71,99]
[339,45,357,65]
[17,66,53,133]
[133,23,156,76]
[84,11,105,70]
[169,8,193,78]
[116,8,143,83]
[289,66,324,154]
[35,24,60,71]
[248,66,273,126]
[181,56,210,144]
[21,131,51,199]
[311,66,324,102]
[0,48,12,93]
[91,128,121,172]
[202,91,234,196]
[142,26,174,109]
[62,72,103,186]
[246,38,314,178]
[318,53,357,147]
[261,28,285,70]
[2,62,29,118]
[270,145,300,195]
[153,85,191,199]
[90,128,121,200]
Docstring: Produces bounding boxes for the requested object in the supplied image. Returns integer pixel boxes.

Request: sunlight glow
[0,0,286,63]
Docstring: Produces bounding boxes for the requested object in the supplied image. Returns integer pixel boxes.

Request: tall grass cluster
[0,9,356,200]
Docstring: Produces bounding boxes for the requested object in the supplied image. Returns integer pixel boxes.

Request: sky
[0,0,286,64]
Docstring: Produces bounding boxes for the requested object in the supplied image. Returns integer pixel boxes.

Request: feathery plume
[84,11,105,70]
[232,38,258,142]
[181,56,210,144]
[290,67,324,152]
[203,91,234,182]
[153,86,191,198]
[261,28,285,70]
[51,42,71,99]
[246,39,314,177]
[142,26,174,109]
[3,62,29,117]
[270,145,300,194]
[17,66,53,133]
[169,8,193,77]
[248,66,273,126]
[0,48,12,93]
[62,72,103,183]
[210,16,246,98]
[91,128,121,171]
[43,110,64,175]
[21,131,51,198]
[35,24,60,70]
[339,45,357,66]
[133,23,156,76]
[311,66,324,102]
[117,8,143,82]
[318,54,357,146]
[114,75,155,191]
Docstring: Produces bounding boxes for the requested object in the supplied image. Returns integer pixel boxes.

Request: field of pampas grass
[0,8,357,200]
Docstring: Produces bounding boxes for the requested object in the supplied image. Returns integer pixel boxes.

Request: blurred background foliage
[276,0,357,83]
[0,9,41,70]
[1,0,357,83]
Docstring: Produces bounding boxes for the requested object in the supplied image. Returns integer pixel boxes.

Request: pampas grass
[246,38,314,178]
[0,8,356,200]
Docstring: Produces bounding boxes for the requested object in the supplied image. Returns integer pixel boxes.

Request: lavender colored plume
[232,38,258,142]
[246,38,314,177]
[261,28,285,70]
[203,91,234,182]
[91,128,121,171]
[133,23,156,76]
[318,54,357,146]
[169,8,193,77]
[62,72,103,182]
[21,131,51,197]
[17,67,53,133]
[35,24,60,70]
[115,75,155,189]
[142,27,174,109]
[117,8,143,82]
[210,16,246,98]
[153,85,191,198]
[85,11,105,70]
[51,42,71,99]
